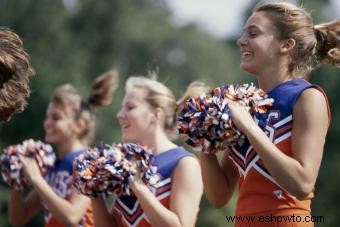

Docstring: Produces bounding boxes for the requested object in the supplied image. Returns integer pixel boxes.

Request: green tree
[0,0,338,226]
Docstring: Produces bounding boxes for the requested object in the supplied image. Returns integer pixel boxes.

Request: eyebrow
[244,24,259,31]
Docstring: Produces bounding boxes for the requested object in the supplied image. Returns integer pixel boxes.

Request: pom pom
[73,143,159,197]
[0,139,55,190]
[178,83,273,154]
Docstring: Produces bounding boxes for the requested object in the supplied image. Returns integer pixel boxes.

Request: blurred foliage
[0,0,338,226]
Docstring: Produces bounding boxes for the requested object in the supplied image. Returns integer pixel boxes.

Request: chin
[240,64,257,75]
[45,136,59,145]
[121,135,133,143]
[45,135,51,143]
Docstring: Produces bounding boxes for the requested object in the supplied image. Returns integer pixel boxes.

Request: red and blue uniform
[229,79,330,226]
[113,147,192,227]
[43,150,94,227]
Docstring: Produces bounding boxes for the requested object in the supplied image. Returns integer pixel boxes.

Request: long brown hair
[255,1,340,75]
[0,27,35,121]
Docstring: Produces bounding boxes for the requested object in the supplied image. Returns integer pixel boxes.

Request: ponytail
[176,81,211,114]
[51,69,118,145]
[314,19,340,68]
[88,69,119,108]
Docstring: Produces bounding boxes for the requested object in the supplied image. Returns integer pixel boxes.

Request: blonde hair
[254,1,340,75]
[125,75,209,140]
[51,70,118,145]
[0,27,35,121]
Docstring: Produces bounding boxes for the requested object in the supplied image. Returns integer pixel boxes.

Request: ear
[151,107,163,123]
[280,38,296,53]
[74,118,86,134]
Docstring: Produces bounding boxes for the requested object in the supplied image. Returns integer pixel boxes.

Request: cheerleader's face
[237,11,284,75]
[117,88,155,144]
[43,103,79,145]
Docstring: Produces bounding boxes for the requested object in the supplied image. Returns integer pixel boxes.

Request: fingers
[18,154,28,166]
[18,154,34,166]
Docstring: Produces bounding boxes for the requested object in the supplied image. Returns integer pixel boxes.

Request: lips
[242,51,252,57]
[119,121,130,129]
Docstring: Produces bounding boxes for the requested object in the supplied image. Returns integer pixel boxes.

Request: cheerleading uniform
[228,79,330,226]
[43,150,94,227]
[113,146,193,227]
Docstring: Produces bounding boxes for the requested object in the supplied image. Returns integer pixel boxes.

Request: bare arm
[19,155,91,226]
[91,197,122,227]
[8,189,42,226]
[130,156,203,227]
[229,88,329,199]
[200,151,239,208]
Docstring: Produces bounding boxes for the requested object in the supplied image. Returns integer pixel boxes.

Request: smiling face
[43,103,79,146]
[116,88,155,144]
[237,11,284,75]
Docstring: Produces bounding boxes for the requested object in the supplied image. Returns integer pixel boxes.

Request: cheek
[133,113,153,130]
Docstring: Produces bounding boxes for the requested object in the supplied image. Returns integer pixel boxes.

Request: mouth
[241,51,252,58]
[120,122,129,129]
[45,131,53,136]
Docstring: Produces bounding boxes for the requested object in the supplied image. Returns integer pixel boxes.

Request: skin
[8,102,92,226]
[92,87,203,227]
[201,11,329,209]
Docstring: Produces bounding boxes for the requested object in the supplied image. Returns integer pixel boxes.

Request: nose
[43,117,50,131]
[237,34,247,47]
[116,108,124,120]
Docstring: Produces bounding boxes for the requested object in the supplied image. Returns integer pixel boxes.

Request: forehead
[244,11,275,31]
[123,88,147,104]
[46,102,72,116]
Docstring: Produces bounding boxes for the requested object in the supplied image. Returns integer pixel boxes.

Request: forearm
[131,182,182,227]
[8,190,27,225]
[245,125,315,198]
[31,177,84,225]
[92,197,119,227]
[199,153,233,207]
[8,189,41,226]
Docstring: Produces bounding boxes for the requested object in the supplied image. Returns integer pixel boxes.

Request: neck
[256,61,293,92]
[56,139,86,158]
[140,126,177,156]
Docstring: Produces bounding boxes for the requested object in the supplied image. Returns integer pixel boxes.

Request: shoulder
[294,87,329,126]
[173,155,201,180]
[296,87,328,110]
[177,155,199,167]
[171,155,203,197]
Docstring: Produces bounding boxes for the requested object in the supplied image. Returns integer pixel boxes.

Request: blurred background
[0,0,339,226]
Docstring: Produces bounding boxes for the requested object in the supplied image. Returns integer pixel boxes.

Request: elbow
[62,214,83,226]
[9,217,25,226]
[290,183,314,200]
[9,220,20,226]
[212,202,226,209]
[206,196,228,209]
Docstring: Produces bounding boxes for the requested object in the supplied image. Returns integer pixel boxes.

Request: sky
[165,0,340,39]
[165,0,253,39]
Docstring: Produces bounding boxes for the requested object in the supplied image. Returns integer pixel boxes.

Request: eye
[249,32,257,38]
[51,113,62,121]
[247,27,259,38]
[126,104,135,111]
[248,30,258,38]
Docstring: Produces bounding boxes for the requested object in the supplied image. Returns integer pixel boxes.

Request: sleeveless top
[228,79,330,216]
[113,147,193,227]
[43,150,94,227]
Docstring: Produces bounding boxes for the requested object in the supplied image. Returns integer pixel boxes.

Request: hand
[19,155,43,185]
[129,159,145,191]
[228,101,258,134]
